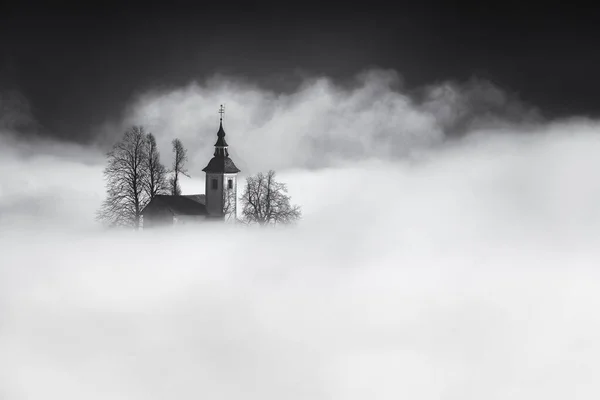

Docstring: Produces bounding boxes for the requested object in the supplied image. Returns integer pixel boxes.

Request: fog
[2,70,600,399]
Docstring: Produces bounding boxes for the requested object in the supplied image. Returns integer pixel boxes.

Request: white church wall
[223,173,238,221]
[204,172,238,218]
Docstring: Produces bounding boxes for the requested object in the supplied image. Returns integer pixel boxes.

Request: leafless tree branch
[96,126,152,229]
[239,170,302,226]
[170,138,189,196]
[144,133,169,200]
[223,184,238,222]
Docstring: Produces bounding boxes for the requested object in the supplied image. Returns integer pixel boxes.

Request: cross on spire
[218,104,225,122]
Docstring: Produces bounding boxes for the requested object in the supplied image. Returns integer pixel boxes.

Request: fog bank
[1,71,600,398]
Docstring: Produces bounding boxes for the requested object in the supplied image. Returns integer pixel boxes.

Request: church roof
[183,194,206,205]
[141,194,207,216]
[202,118,241,173]
[214,121,228,147]
[202,156,241,173]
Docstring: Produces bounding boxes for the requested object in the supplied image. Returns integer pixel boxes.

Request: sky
[1,1,600,141]
[3,2,600,399]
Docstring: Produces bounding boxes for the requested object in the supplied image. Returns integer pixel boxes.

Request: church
[140,107,241,228]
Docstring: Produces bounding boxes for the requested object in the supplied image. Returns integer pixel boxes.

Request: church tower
[202,105,241,220]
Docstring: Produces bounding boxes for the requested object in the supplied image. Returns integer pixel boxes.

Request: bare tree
[169,138,189,196]
[223,184,238,222]
[239,170,302,226]
[96,126,149,229]
[143,133,168,200]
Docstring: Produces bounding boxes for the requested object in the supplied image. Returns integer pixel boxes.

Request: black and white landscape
[2,3,600,399]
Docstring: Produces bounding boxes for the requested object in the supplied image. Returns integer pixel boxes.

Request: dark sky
[1,1,599,142]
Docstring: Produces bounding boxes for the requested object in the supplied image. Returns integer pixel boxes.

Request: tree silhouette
[239,170,301,226]
[169,138,189,196]
[143,133,169,200]
[96,126,149,229]
[223,183,238,222]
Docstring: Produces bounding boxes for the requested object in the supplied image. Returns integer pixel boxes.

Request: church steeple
[203,105,239,171]
[214,105,229,151]
[203,104,241,220]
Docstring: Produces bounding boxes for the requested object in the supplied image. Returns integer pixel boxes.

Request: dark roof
[202,119,240,173]
[183,194,206,205]
[141,194,207,216]
[215,121,228,147]
[202,156,241,173]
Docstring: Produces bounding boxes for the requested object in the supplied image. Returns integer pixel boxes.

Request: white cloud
[114,69,537,175]
[2,70,600,399]
[0,134,105,230]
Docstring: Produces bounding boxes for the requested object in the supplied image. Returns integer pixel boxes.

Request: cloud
[0,133,105,230]
[0,88,41,135]
[0,60,39,134]
[107,69,539,175]
[2,70,600,398]
[418,77,543,136]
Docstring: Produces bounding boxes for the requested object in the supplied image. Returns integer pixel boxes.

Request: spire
[214,104,228,148]
[202,104,240,174]
[218,104,225,122]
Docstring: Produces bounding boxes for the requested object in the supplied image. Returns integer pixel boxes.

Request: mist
[2,69,600,399]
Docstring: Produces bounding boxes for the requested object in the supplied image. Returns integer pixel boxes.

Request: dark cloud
[2,2,599,142]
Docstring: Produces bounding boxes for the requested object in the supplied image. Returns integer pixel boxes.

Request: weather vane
[219,104,225,122]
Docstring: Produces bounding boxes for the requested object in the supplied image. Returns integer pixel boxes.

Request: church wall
[223,173,238,221]
[205,172,238,218]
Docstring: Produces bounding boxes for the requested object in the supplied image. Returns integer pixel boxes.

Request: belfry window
[228,179,233,190]
[211,179,218,190]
